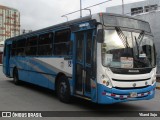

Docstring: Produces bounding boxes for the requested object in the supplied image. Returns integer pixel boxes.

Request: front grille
[114,86,149,90]
[110,67,152,74]
[112,78,150,82]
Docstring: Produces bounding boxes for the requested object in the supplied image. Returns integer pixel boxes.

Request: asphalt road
[0,66,160,120]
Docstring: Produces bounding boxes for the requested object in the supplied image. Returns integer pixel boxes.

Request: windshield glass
[102,29,155,68]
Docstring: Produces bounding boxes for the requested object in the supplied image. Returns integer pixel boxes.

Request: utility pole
[122,0,124,15]
[80,0,82,18]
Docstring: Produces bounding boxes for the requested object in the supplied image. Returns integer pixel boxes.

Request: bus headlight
[101,74,112,88]
[152,74,156,84]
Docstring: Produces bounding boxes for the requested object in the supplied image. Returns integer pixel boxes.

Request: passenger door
[74,30,93,97]
[3,43,11,76]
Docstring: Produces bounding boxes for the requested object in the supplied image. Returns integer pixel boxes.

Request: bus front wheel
[57,76,71,103]
[13,68,20,85]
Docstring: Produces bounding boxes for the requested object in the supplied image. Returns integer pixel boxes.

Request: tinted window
[26,47,37,56]
[17,39,26,47]
[27,36,38,46]
[26,36,38,56]
[54,29,71,55]
[16,39,26,56]
[11,41,17,56]
[12,40,17,48]
[38,32,53,56]
[39,33,53,45]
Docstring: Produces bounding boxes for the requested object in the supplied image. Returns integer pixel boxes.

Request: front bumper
[97,83,156,104]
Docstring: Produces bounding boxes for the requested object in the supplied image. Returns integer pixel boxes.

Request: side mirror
[97,29,104,43]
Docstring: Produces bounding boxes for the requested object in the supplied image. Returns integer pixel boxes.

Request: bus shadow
[7,80,58,99]
[71,97,144,112]
[7,79,144,112]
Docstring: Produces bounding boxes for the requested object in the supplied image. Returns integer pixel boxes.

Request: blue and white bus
[3,13,156,104]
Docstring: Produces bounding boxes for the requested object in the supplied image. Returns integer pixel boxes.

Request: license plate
[130,92,137,98]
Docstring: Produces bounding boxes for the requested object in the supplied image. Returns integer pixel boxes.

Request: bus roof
[6,15,92,41]
[6,12,150,41]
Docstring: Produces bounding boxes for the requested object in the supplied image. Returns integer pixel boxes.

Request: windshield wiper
[138,31,145,45]
[134,31,145,58]
[115,27,130,48]
[134,37,139,56]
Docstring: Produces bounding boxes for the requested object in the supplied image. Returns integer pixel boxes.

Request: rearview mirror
[97,29,104,43]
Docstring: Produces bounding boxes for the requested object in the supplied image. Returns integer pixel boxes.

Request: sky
[0,0,146,31]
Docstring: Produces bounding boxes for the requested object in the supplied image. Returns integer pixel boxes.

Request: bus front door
[75,30,93,97]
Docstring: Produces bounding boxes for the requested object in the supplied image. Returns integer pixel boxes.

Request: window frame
[16,38,27,56]
[53,28,71,56]
[26,35,38,56]
[11,40,17,56]
[38,32,54,56]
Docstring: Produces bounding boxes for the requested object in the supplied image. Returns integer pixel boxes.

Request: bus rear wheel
[57,76,71,103]
[13,68,20,85]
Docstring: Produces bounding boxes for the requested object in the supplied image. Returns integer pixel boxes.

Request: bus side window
[54,29,71,56]
[38,32,53,56]
[11,40,17,56]
[26,36,38,56]
[17,38,26,56]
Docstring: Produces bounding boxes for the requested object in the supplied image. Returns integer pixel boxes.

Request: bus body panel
[97,83,156,104]
[10,56,73,90]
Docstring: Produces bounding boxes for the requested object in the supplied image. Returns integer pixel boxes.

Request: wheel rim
[59,82,67,97]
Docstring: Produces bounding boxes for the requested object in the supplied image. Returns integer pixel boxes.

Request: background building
[106,0,160,75]
[0,5,20,45]
[0,5,20,64]
[106,0,160,16]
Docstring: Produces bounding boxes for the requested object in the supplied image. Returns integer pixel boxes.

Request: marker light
[103,80,106,84]
[101,74,112,88]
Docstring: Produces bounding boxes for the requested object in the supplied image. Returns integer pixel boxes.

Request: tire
[57,76,71,103]
[13,68,20,85]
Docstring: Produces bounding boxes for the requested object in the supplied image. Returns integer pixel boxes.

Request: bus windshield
[102,28,156,68]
